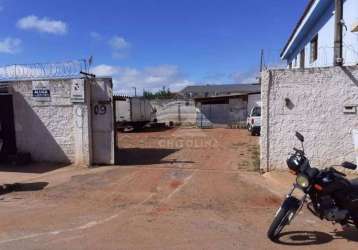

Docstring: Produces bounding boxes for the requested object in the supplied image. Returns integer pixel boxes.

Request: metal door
[197,104,229,128]
[91,79,115,165]
[0,95,16,161]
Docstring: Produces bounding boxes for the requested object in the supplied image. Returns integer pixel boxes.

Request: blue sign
[33,89,50,98]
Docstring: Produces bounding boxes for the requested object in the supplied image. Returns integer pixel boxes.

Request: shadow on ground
[0,163,68,174]
[0,182,48,196]
[116,148,194,165]
[118,126,176,133]
[275,228,358,246]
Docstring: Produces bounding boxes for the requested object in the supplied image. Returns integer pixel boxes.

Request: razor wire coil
[0,60,88,81]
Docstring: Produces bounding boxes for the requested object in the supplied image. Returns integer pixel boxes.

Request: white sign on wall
[71,79,85,103]
[32,81,51,102]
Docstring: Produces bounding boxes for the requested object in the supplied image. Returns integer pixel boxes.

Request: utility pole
[258,49,264,84]
[334,0,343,66]
[132,87,137,97]
[260,49,264,73]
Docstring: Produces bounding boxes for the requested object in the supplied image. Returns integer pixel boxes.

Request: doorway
[0,95,17,162]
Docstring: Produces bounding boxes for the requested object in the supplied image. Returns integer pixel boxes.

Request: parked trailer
[115,96,155,130]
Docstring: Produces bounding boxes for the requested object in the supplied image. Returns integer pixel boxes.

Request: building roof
[194,94,250,102]
[280,0,316,58]
[180,83,260,96]
[280,0,333,60]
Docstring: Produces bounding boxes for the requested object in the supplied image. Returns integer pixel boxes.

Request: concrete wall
[151,99,196,126]
[261,66,358,171]
[10,78,91,164]
[8,77,114,166]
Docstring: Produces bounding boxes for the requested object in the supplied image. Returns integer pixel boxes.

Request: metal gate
[0,95,17,161]
[196,104,229,128]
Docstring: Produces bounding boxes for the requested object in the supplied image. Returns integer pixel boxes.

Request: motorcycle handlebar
[293,147,304,155]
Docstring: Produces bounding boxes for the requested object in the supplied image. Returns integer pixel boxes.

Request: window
[293,57,297,68]
[310,35,318,63]
[300,49,305,69]
[252,107,261,116]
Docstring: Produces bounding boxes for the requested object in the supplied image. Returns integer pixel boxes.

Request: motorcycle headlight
[296,174,310,188]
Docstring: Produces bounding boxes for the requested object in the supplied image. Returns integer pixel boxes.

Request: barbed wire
[263,44,358,69]
[0,59,89,81]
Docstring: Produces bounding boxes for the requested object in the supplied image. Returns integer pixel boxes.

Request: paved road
[0,128,357,249]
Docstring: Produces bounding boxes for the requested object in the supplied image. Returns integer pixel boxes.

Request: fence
[262,45,358,70]
[0,60,89,81]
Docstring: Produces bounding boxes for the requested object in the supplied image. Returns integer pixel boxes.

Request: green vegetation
[250,145,260,171]
[143,87,176,99]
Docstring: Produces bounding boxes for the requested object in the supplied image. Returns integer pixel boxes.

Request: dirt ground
[0,128,357,250]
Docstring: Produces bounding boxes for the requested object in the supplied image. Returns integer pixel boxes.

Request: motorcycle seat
[350,178,358,194]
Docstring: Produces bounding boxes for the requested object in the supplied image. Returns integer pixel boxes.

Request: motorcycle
[267,132,358,241]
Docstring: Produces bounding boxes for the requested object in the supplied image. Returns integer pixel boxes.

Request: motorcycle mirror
[295,132,304,142]
[341,161,357,170]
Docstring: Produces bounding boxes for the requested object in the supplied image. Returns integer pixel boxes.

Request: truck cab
[247,106,261,136]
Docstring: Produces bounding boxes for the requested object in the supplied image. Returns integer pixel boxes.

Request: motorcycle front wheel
[267,197,300,241]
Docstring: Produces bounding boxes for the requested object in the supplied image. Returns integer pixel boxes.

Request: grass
[237,145,260,172]
[250,145,260,171]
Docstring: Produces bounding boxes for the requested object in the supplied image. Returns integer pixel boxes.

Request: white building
[281,0,358,68]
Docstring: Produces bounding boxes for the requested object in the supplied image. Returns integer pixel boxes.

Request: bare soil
[0,128,357,250]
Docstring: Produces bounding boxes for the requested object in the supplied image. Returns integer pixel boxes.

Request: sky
[0,0,308,95]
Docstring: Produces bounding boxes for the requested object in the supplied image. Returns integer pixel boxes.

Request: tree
[143,88,176,99]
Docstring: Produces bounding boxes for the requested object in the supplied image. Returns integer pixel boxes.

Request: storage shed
[0,75,115,166]
[195,93,261,128]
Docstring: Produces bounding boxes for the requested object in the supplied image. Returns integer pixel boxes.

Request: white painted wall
[261,66,358,171]
[11,79,91,164]
[8,77,114,166]
[90,78,114,165]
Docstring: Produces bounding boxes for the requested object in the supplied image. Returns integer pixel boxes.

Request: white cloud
[90,31,102,40]
[109,36,130,58]
[17,15,67,35]
[231,70,259,83]
[92,64,192,95]
[109,36,130,49]
[0,37,22,54]
[91,64,119,76]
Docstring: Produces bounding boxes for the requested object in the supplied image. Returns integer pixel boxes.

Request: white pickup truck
[247,106,261,136]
